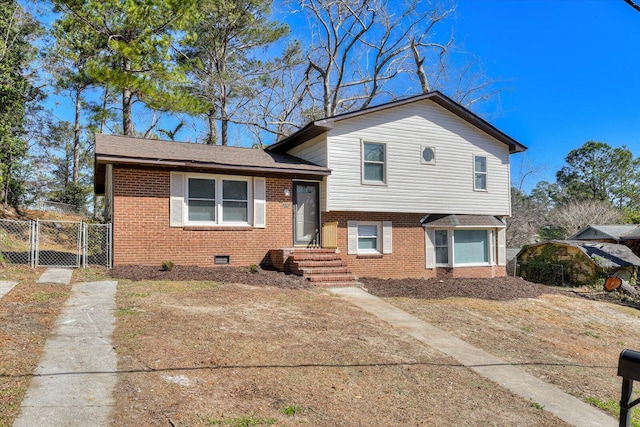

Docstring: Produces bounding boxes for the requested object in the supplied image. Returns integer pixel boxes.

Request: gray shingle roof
[267,91,527,155]
[420,214,506,227]
[570,225,639,241]
[95,134,330,174]
[521,240,640,269]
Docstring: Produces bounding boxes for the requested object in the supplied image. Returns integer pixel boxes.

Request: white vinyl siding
[287,134,328,212]
[324,100,511,215]
[347,221,392,255]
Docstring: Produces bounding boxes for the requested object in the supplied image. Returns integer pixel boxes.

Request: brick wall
[111,165,506,279]
[322,211,505,279]
[112,166,293,267]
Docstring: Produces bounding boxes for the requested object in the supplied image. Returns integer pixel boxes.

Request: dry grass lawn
[2,265,639,426]
[0,266,71,427]
[111,278,573,426]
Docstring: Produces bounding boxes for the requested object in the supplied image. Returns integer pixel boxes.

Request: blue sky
[453,0,640,191]
[34,0,640,193]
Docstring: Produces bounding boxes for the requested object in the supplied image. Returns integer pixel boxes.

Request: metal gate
[0,219,111,268]
[35,220,82,267]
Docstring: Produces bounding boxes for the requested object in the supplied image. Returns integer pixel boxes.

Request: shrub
[161,261,174,271]
[248,264,259,274]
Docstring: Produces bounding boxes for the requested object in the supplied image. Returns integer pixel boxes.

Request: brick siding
[112,166,293,267]
[322,212,506,279]
[111,166,505,279]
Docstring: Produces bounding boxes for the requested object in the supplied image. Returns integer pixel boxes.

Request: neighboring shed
[569,225,639,242]
[570,225,640,262]
[517,240,640,285]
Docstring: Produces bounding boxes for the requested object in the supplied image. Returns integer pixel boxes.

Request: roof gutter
[95,155,331,176]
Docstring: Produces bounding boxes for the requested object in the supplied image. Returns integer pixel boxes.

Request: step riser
[282,248,358,287]
[313,282,362,288]
[302,269,350,275]
[307,275,357,282]
[291,255,343,262]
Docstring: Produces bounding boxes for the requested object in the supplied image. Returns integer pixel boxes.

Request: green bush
[161,261,174,271]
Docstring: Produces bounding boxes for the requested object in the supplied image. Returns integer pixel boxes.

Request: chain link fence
[0,219,111,268]
[0,219,35,266]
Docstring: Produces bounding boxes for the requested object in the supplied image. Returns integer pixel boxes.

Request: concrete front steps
[287,248,360,288]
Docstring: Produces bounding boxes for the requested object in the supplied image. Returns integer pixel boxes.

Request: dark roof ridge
[267,91,527,154]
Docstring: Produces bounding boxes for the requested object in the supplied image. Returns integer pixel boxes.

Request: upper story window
[474,155,487,191]
[362,142,386,184]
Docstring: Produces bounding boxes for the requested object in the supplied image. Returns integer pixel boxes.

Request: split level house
[94,91,527,282]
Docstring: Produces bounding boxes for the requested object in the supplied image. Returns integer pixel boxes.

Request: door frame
[292,181,321,246]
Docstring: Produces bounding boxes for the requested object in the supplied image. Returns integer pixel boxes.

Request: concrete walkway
[0,281,18,299]
[330,287,617,427]
[37,268,74,285]
[14,275,118,427]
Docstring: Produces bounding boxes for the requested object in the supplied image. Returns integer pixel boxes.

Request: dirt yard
[104,266,640,426]
[2,265,639,426]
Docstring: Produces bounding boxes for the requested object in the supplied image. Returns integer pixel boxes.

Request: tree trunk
[206,107,217,145]
[73,88,81,183]
[221,85,228,146]
[123,87,133,136]
[122,57,133,135]
[411,39,430,93]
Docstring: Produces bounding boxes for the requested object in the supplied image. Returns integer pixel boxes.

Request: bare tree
[550,199,624,239]
[300,0,455,117]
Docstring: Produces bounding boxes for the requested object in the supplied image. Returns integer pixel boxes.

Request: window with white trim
[183,174,251,225]
[222,180,248,222]
[474,155,487,191]
[347,220,392,255]
[453,229,489,265]
[362,142,386,184]
[188,178,216,222]
[435,230,448,264]
[357,223,380,253]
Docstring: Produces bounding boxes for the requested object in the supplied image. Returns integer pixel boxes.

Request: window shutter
[498,228,506,266]
[382,221,392,254]
[489,229,496,265]
[425,228,435,269]
[253,177,266,228]
[347,221,358,255]
[170,173,184,227]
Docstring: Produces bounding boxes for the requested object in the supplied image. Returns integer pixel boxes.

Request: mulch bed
[360,275,567,301]
[109,264,311,289]
[110,265,566,300]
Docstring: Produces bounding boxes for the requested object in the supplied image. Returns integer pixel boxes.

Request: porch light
[284,188,290,197]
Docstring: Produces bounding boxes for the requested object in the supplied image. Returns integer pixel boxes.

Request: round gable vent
[421,146,435,164]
